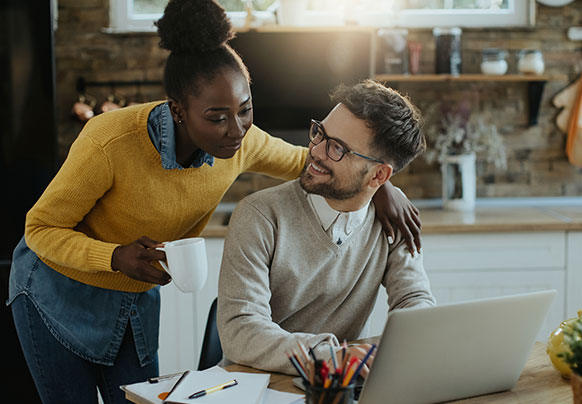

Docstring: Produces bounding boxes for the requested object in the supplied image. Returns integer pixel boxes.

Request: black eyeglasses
[308,119,385,164]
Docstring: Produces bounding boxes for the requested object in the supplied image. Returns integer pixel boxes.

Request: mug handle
[155,246,170,274]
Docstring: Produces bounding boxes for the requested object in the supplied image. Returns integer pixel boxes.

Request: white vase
[441,153,476,211]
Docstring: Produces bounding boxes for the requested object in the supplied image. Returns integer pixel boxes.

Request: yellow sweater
[25,102,307,292]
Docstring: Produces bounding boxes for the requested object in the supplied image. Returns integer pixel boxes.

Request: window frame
[391,0,536,28]
[107,0,159,33]
[106,0,536,33]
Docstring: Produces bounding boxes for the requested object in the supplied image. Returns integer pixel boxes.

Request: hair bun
[155,0,234,54]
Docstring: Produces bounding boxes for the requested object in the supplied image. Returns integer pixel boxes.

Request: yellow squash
[547,310,582,379]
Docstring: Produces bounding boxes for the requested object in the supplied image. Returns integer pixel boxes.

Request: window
[108,0,165,32]
[303,0,534,28]
[107,0,276,32]
[107,0,534,33]
[389,0,534,27]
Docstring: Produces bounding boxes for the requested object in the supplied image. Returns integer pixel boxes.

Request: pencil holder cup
[304,382,355,404]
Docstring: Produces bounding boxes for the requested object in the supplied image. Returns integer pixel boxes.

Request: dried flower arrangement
[422,101,507,170]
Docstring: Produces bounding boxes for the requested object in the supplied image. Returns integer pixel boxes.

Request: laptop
[357,290,556,404]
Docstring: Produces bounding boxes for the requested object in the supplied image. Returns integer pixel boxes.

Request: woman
[8,1,421,403]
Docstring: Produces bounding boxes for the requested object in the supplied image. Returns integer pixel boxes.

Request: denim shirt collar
[147,102,214,169]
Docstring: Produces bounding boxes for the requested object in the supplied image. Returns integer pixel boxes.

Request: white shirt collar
[306,192,370,244]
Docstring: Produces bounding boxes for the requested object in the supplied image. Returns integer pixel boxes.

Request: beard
[299,158,369,200]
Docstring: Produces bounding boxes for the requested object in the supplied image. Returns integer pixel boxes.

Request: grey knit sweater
[217,180,435,374]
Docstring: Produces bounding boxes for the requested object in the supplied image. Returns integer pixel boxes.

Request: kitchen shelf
[374,73,568,82]
[236,25,376,33]
[375,73,569,126]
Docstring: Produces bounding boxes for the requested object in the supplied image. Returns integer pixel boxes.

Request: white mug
[156,237,208,292]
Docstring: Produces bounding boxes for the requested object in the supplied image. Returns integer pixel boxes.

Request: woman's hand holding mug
[111,236,172,285]
[111,236,208,292]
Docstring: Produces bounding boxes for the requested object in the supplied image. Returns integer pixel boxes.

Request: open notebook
[121,366,301,404]
[163,369,268,404]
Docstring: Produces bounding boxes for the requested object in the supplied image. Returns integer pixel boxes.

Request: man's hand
[372,181,422,255]
[111,236,172,285]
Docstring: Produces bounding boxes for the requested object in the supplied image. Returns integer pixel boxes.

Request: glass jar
[433,27,462,75]
[377,28,409,74]
[480,48,508,75]
[517,49,545,75]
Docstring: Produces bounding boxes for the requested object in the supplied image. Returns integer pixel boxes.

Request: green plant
[559,313,582,377]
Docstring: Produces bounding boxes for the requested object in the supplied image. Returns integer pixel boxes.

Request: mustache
[306,152,333,173]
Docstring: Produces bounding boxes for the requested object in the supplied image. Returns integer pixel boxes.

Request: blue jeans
[11,294,158,404]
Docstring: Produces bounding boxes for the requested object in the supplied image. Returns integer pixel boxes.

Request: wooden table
[125,342,572,403]
[224,342,573,403]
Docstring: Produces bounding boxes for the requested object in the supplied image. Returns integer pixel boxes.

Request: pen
[317,375,332,404]
[160,370,190,401]
[340,352,350,378]
[342,357,358,386]
[329,345,338,372]
[297,341,311,365]
[148,371,185,384]
[188,379,238,399]
[293,353,307,375]
[319,360,329,382]
[349,344,377,385]
[308,346,318,361]
[315,359,327,385]
[287,353,309,383]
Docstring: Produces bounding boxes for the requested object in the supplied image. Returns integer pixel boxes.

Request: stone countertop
[201,201,582,238]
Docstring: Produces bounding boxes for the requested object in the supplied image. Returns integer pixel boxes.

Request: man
[217,80,435,376]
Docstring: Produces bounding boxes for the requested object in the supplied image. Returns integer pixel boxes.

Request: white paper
[260,388,303,404]
[121,367,229,404]
[165,369,269,404]
[121,367,293,404]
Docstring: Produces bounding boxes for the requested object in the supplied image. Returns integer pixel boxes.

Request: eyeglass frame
[308,119,385,164]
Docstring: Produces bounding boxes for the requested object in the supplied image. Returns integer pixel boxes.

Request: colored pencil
[287,353,309,383]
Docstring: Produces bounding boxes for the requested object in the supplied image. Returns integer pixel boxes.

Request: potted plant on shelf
[423,101,507,211]
[558,312,582,404]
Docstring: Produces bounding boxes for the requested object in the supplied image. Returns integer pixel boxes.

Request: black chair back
[197,297,223,370]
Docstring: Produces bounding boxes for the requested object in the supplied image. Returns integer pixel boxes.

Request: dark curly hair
[155,0,249,104]
[331,80,425,173]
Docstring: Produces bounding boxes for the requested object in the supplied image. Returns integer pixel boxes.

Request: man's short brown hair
[330,80,425,173]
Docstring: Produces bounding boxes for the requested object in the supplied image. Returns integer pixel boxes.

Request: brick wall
[55,1,582,200]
